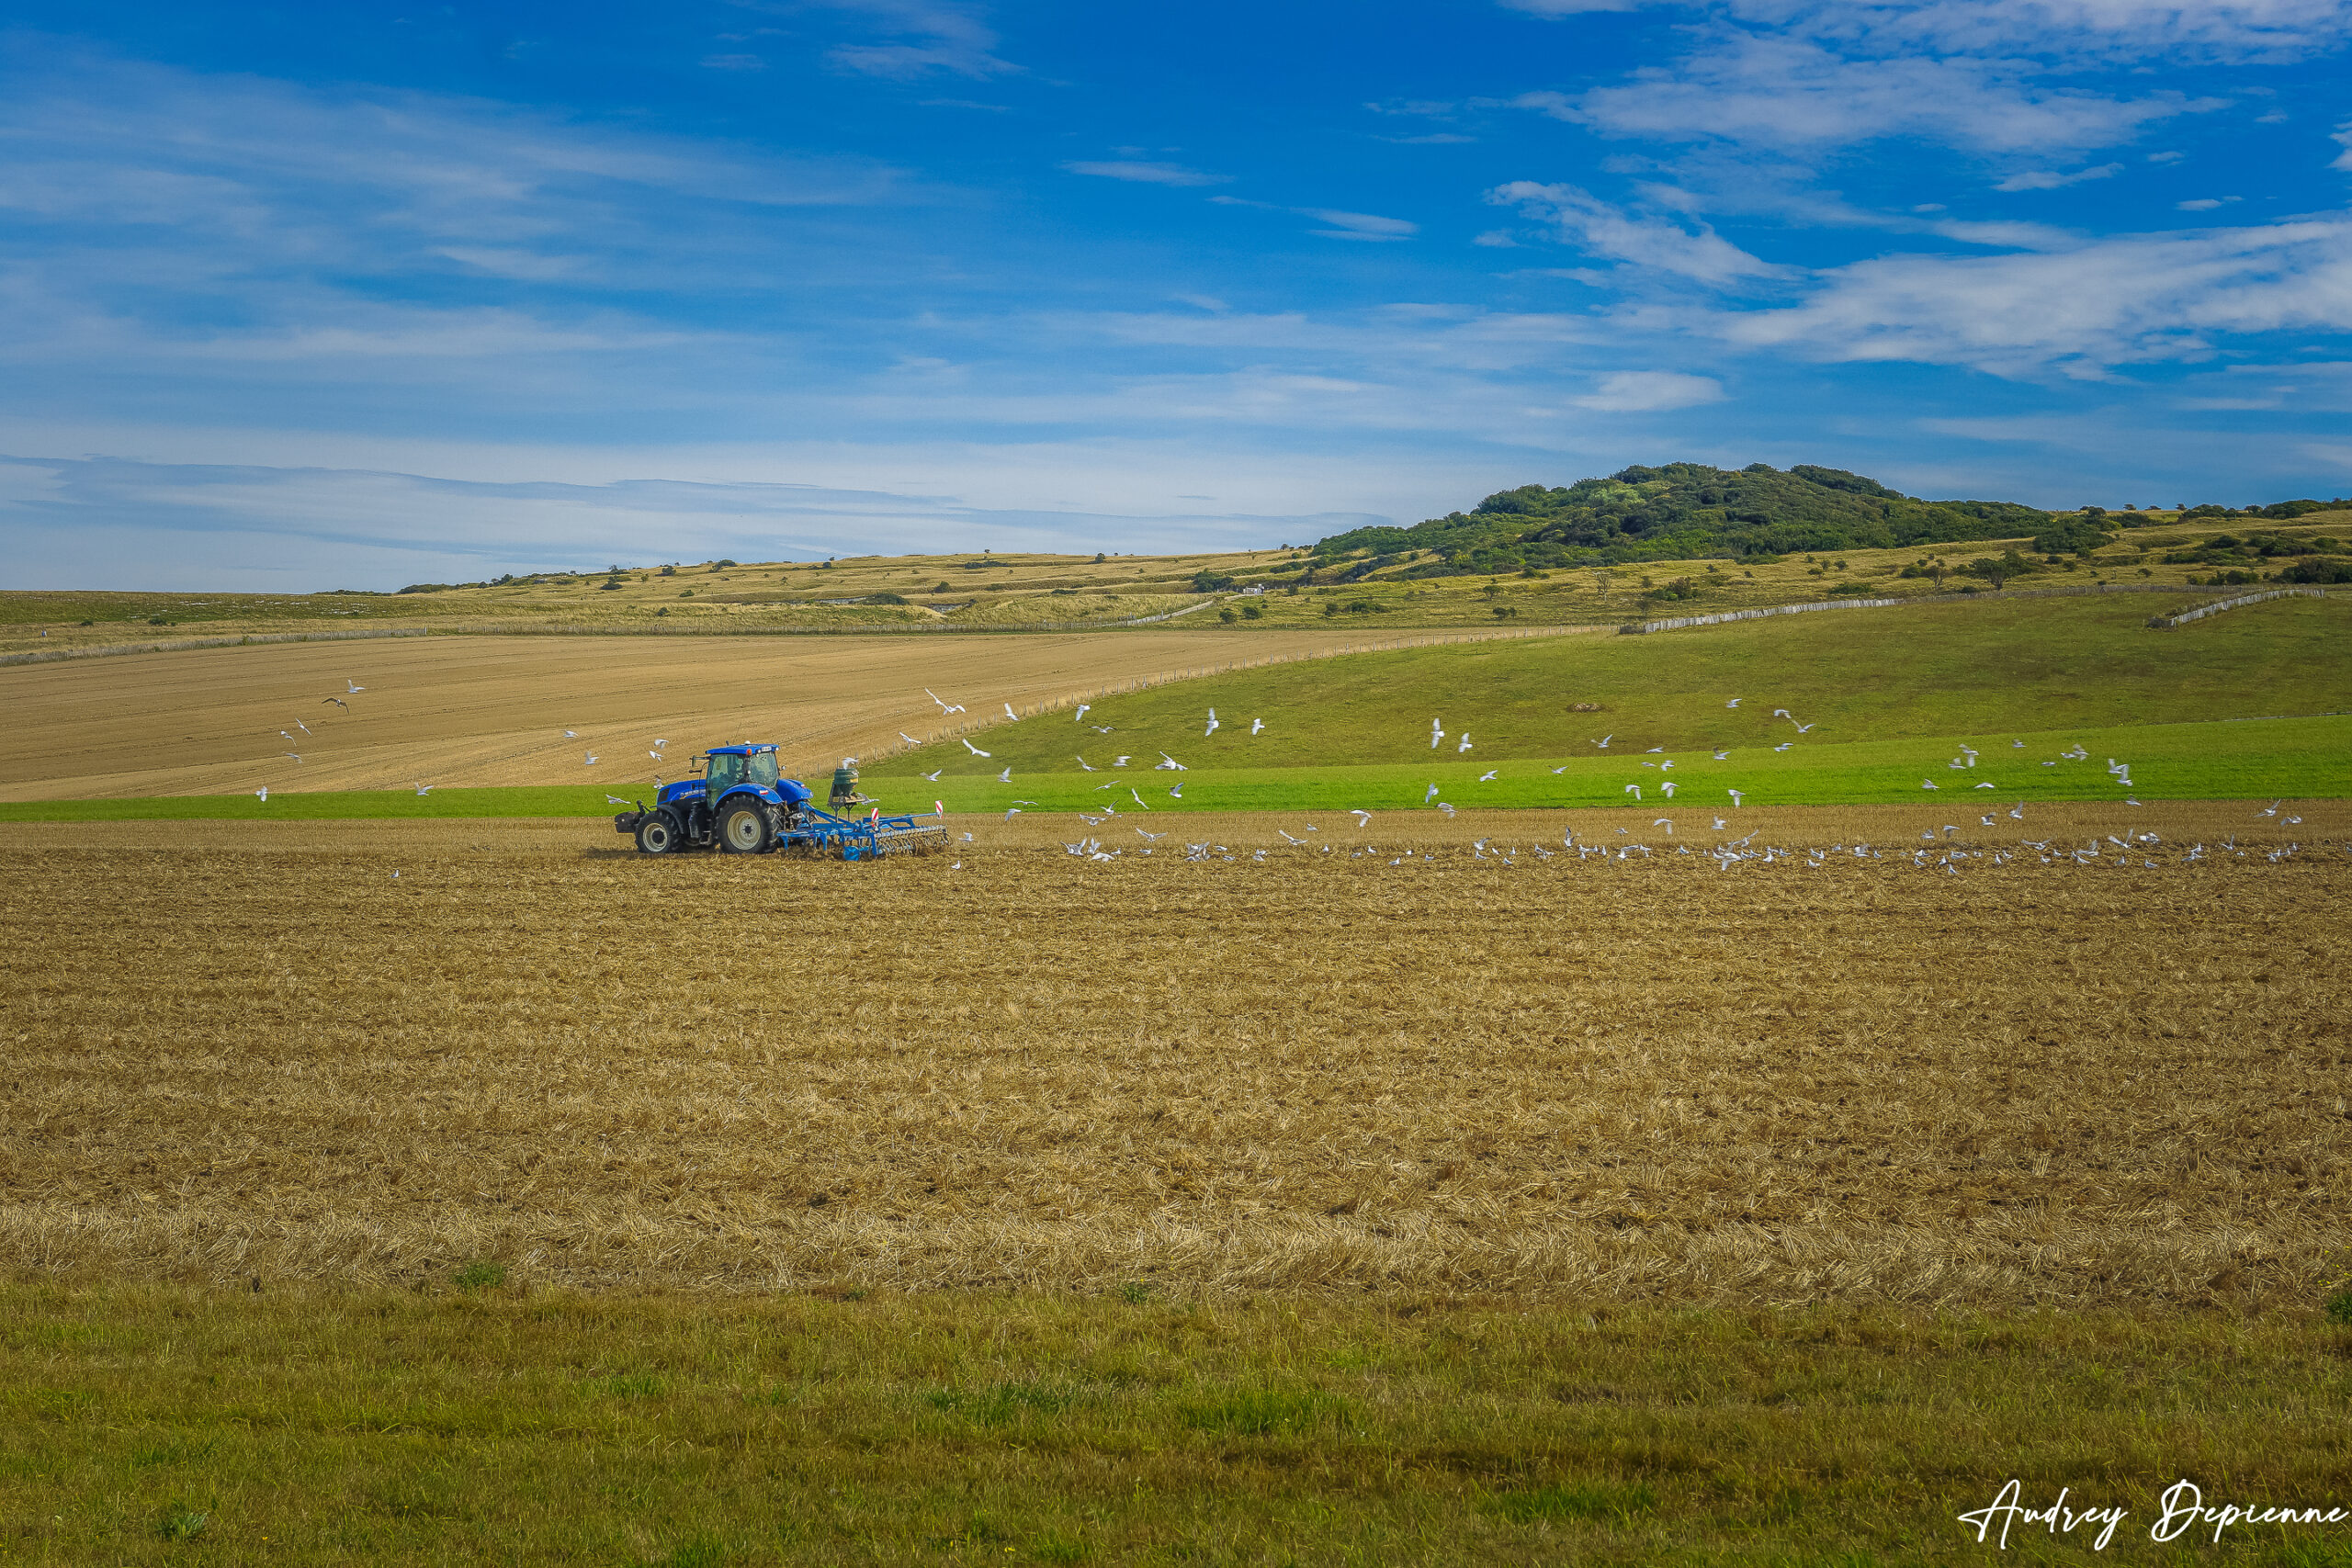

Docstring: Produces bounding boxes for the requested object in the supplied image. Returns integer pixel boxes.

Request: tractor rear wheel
[718,797,772,854]
[635,811,682,855]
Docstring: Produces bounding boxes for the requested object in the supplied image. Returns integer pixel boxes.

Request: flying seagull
[961,739,990,757]
[1004,703,1019,721]
[322,697,347,710]
[1075,705,1090,722]
[1204,708,1220,737]
[1250,718,1264,735]
[1725,698,1743,709]
[998,766,1012,784]
[346,681,366,694]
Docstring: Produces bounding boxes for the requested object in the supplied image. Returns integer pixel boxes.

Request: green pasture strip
[868,715,2352,813]
[6,1281,2349,1567]
[3,715,2342,822]
[895,592,2352,774]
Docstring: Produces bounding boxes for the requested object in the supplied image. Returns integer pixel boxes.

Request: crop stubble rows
[3,815,2345,1307]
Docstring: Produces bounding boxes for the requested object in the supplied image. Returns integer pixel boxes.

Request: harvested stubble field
[6,806,2346,1310]
[0,625,1519,802]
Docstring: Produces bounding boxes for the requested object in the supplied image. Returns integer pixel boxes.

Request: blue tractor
[612,744,945,859]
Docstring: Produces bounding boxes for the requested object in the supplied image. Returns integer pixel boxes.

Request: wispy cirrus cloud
[1487,181,1786,284]
[1062,160,1231,186]
[807,0,1018,78]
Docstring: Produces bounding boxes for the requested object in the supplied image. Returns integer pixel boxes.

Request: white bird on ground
[415,783,433,795]
[346,681,366,694]
[1077,757,1094,771]
[283,751,302,762]
[254,785,268,802]
[922,769,943,782]
[1205,708,1219,737]
[1726,698,1743,709]
[1458,734,1472,752]
[1250,718,1264,735]
[1479,769,1498,782]
[961,739,990,757]
[1351,809,1372,826]
[1728,790,1745,807]
[1004,703,1019,721]
[585,752,598,765]
[998,767,1012,784]
[1593,735,1612,749]
[1624,784,1642,799]
[1075,705,1090,723]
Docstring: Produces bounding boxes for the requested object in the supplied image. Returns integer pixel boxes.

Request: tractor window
[706,753,744,791]
[746,751,778,787]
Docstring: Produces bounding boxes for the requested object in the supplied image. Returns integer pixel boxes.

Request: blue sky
[3,0,2348,589]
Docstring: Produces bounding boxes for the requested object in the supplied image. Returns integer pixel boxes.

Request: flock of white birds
[239,673,2324,872]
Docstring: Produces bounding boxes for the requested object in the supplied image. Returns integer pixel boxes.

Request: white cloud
[1717,215,2352,375]
[1488,181,1785,284]
[1300,209,1419,242]
[1994,162,2122,190]
[1572,370,1726,410]
[2333,119,2352,171]
[1503,0,2352,62]
[1062,160,1231,186]
[2176,196,2242,209]
[1560,37,2222,152]
[813,0,1017,78]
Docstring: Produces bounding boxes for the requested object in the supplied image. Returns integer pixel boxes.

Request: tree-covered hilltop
[1313,462,2062,574]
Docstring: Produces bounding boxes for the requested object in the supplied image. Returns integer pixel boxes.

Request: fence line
[0,626,428,669]
[2147,586,2329,627]
[1620,597,1900,635]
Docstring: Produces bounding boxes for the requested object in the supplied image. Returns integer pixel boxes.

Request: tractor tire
[635,811,682,856]
[718,796,772,855]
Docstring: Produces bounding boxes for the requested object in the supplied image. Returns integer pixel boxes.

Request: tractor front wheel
[635,811,682,856]
[718,797,772,855]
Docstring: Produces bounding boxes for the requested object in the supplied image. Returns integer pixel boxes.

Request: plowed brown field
[6,806,2344,1307]
[0,626,1543,800]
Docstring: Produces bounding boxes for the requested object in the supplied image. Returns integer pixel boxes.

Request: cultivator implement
[612,743,948,861]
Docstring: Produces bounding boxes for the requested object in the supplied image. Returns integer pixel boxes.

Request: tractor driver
[706,751,746,793]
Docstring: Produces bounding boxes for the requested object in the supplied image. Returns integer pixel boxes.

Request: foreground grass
[7,714,2337,819]
[6,1283,2352,1566]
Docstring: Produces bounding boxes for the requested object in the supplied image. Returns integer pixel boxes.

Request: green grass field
[4,716,2336,823]
[3,594,2342,821]
[8,1282,2352,1567]
[892,593,2351,773]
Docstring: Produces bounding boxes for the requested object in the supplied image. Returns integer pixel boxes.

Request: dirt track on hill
[4,807,2343,1305]
[0,627,1542,801]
